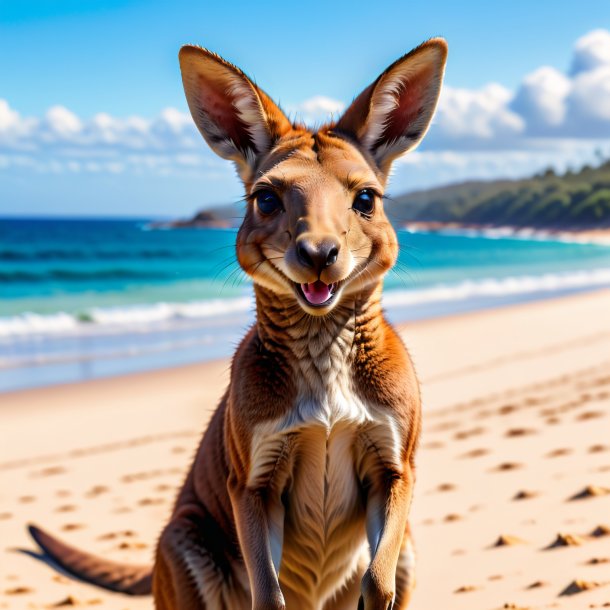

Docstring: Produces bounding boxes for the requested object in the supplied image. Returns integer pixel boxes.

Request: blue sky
[1,0,610,217]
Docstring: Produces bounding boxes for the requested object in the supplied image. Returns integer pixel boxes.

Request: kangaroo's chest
[247,368,402,608]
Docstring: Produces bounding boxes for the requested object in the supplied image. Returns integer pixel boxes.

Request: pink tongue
[301,281,332,305]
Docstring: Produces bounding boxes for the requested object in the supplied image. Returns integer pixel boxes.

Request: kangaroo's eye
[352,189,375,216]
[255,190,282,216]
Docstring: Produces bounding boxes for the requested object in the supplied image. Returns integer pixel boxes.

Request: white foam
[1,268,609,340]
[382,267,610,308]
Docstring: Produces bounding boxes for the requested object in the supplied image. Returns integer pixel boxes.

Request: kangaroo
[29,38,447,610]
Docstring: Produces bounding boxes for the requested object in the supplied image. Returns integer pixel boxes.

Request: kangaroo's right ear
[179,46,292,179]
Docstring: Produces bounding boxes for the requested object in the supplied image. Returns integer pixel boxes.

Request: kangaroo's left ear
[335,38,447,178]
[179,45,292,181]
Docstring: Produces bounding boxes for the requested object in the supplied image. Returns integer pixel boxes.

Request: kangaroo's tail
[28,524,153,595]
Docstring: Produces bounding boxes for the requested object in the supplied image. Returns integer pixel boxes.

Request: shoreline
[1,289,609,609]
[3,272,610,393]
[403,221,610,246]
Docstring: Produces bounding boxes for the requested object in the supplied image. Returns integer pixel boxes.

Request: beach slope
[1,290,609,609]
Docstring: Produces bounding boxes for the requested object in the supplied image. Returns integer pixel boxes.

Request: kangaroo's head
[179,40,447,315]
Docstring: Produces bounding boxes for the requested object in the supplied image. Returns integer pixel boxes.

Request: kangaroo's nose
[296,237,340,274]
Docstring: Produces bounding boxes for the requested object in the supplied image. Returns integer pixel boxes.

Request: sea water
[2,217,610,392]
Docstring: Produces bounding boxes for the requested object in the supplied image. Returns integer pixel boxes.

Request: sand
[1,290,609,609]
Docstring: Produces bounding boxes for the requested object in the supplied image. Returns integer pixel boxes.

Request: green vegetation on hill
[386,160,610,229]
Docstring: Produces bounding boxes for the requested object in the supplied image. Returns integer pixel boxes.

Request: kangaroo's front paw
[359,571,395,610]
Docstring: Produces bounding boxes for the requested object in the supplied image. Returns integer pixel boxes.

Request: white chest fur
[247,352,403,609]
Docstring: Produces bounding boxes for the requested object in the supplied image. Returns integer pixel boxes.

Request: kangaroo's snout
[296,236,340,274]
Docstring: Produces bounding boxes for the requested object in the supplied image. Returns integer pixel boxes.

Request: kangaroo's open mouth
[296,281,338,306]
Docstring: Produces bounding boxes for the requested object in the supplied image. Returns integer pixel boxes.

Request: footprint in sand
[577,410,605,421]
[591,525,610,537]
[459,448,489,459]
[61,523,84,532]
[444,513,462,522]
[512,490,538,501]
[31,465,66,478]
[138,497,165,506]
[526,580,547,589]
[569,485,610,500]
[454,426,485,440]
[589,444,609,453]
[436,483,456,493]
[545,532,585,549]
[546,448,573,458]
[586,557,610,565]
[85,485,109,498]
[54,504,77,513]
[504,428,537,438]
[4,586,33,595]
[98,529,135,540]
[454,585,478,593]
[0,512,12,520]
[560,579,605,596]
[18,495,36,504]
[117,541,148,550]
[49,595,103,607]
[493,534,527,547]
[492,462,522,472]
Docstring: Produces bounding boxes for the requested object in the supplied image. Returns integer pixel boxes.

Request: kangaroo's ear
[179,45,292,179]
[335,38,447,177]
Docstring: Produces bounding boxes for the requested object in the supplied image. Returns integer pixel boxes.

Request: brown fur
[29,38,447,610]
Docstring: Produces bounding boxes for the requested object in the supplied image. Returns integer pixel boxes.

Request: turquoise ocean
[2,217,610,393]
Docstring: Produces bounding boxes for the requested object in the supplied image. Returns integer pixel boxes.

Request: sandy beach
[1,290,609,609]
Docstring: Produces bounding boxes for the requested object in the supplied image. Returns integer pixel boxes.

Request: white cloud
[511,67,571,131]
[570,29,610,75]
[286,95,345,125]
[2,28,610,186]
[431,83,524,146]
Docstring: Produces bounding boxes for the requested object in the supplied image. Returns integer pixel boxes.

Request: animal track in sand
[526,580,547,589]
[577,410,605,421]
[97,529,135,540]
[569,485,610,500]
[454,585,478,593]
[117,541,148,550]
[48,594,103,606]
[84,485,109,498]
[436,482,456,492]
[545,532,586,549]
[591,525,610,537]
[454,426,486,440]
[4,586,33,595]
[120,466,182,483]
[513,490,538,501]
[546,447,573,458]
[493,534,527,547]
[492,462,523,472]
[460,447,489,458]
[31,465,66,478]
[504,428,537,438]
[138,497,165,506]
[589,444,609,453]
[559,579,606,596]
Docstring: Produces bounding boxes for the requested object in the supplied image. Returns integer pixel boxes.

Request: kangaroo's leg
[393,524,416,610]
[153,508,250,610]
[360,467,414,610]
